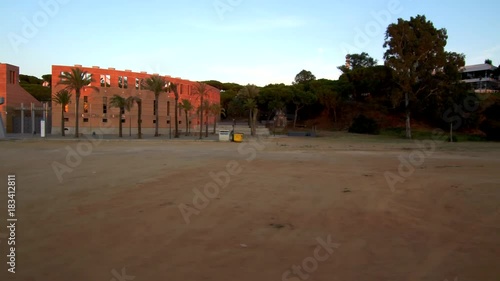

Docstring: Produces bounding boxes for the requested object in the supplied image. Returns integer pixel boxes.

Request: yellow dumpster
[233,133,244,143]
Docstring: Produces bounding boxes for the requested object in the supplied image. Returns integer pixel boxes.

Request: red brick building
[51,65,220,136]
[0,63,43,133]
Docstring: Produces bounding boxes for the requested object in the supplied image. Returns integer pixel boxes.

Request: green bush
[348,114,380,135]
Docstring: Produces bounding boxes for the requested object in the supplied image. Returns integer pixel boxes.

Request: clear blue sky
[1,0,499,86]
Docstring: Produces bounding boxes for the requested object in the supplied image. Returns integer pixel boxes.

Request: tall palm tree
[179,99,193,136]
[52,89,72,136]
[193,82,209,139]
[142,75,167,137]
[57,68,99,138]
[109,94,129,137]
[168,83,180,138]
[127,96,142,139]
[209,103,226,134]
[239,84,260,136]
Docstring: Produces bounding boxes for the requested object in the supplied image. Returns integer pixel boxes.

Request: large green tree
[384,15,448,139]
[57,68,99,138]
[338,52,378,73]
[142,75,167,137]
[52,89,72,136]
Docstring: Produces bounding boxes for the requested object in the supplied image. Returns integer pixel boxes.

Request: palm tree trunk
[174,97,179,138]
[213,113,217,134]
[61,106,65,136]
[205,113,209,137]
[154,94,159,137]
[293,106,299,128]
[75,92,80,138]
[199,96,203,139]
[185,110,189,136]
[119,107,123,137]
[137,100,142,139]
[405,92,411,139]
[252,108,258,136]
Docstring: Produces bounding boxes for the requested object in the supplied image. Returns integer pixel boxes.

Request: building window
[153,120,156,124]
[83,118,89,122]
[83,73,92,86]
[179,120,182,124]
[100,74,110,87]
[135,78,140,90]
[64,118,69,122]
[83,96,88,113]
[167,101,170,116]
[9,71,16,84]
[119,76,128,89]
[102,118,108,123]
[167,120,170,124]
[122,119,126,123]
[103,97,107,114]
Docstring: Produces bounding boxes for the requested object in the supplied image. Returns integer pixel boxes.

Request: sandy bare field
[0,135,499,281]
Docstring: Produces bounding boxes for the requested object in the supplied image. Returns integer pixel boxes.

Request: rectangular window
[83,118,89,122]
[135,78,140,89]
[102,118,108,123]
[83,96,88,113]
[64,117,69,122]
[100,74,111,87]
[83,73,92,86]
[118,76,129,89]
[103,97,107,114]
[121,119,126,123]
[167,101,170,116]
[9,71,16,84]
[153,120,156,124]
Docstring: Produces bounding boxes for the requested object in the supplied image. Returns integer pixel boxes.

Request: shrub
[348,114,380,135]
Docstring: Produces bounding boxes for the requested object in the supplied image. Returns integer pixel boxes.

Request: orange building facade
[51,65,220,136]
[0,63,44,133]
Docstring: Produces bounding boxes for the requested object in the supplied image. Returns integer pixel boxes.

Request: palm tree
[127,96,142,139]
[179,99,193,136]
[52,89,72,136]
[57,68,99,138]
[239,85,260,136]
[109,95,129,137]
[209,103,226,134]
[142,75,167,137]
[193,82,209,139]
[168,83,180,138]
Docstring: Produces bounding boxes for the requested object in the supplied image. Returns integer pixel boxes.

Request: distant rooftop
[461,63,497,72]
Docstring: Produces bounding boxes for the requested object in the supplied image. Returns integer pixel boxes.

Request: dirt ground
[0,134,499,281]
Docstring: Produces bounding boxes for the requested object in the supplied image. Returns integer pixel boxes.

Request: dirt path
[0,137,499,281]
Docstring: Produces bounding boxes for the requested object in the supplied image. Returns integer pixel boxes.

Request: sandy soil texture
[0,135,499,281]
